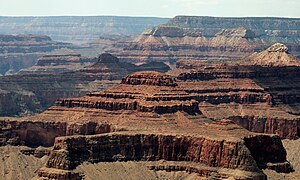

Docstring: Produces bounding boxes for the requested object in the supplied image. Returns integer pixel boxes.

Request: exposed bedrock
[244,135,293,173]
[0,34,72,75]
[0,53,170,116]
[193,93,272,105]
[121,71,177,86]
[46,133,291,175]
[19,54,97,75]
[0,120,66,147]
[0,90,43,116]
[38,167,83,180]
[167,16,300,42]
[56,98,199,115]
[0,120,111,147]
[177,65,300,80]
[228,116,300,140]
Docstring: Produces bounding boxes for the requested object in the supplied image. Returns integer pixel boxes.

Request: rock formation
[111,16,300,64]
[114,26,262,64]
[0,70,294,179]
[0,16,169,43]
[0,54,170,116]
[215,28,256,38]
[167,16,300,44]
[244,43,300,66]
[0,34,72,75]
[19,54,97,74]
[174,43,300,139]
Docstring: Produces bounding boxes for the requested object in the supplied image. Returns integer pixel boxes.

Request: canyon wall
[0,54,170,116]
[113,16,300,63]
[228,116,300,140]
[0,120,111,147]
[43,132,292,178]
[0,34,72,75]
[0,16,169,43]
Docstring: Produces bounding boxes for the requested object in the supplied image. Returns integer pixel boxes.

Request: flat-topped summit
[121,71,177,86]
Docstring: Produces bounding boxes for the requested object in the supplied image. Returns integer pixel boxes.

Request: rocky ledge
[0,69,295,179]
[121,71,177,86]
[0,53,171,116]
[175,43,300,139]
[19,54,97,74]
[0,34,72,75]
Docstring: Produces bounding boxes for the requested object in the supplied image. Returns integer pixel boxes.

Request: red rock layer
[0,120,111,147]
[46,132,291,176]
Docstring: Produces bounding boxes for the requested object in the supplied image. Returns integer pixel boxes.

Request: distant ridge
[0,16,169,42]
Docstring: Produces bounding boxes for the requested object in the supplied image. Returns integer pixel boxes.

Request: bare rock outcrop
[19,54,97,74]
[215,28,256,38]
[111,16,300,64]
[0,34,72,75]
[267,43,289,52]
[0,53,171,116]
[56,71,198,115]
[121,71,177,86]
[245,43,300,66]
[0,69,295,179]
[175,44,300,139]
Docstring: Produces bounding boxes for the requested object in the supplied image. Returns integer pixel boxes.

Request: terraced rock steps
[175,43,300,139]
[0,65,297,179]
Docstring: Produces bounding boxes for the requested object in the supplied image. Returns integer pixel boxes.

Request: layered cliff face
[0,74,119,116]
[0,34,72,75]
[114,26,263,63]
[46,132,287,176]
[0,16,169,43]
[19,54,97,74]
[0,70,294,179]
[56,71,198,114]
[175,44,300,139]
[112,16,300,64]
[0,54,170,116]
[167,16,300,43]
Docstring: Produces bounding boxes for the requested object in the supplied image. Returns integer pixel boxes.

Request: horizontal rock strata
[45,132,291,177]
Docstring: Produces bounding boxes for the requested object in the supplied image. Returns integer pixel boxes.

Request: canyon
[0,15,300,180]
[0,53,170,116]
[176,43,300,140]
[0,34,72,75]
[0,16,169,43]
[0,60,298,179]
[112,16,300,64]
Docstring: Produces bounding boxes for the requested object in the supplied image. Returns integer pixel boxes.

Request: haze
[0,0,299,18]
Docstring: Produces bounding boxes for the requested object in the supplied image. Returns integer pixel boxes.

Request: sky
[0,0,299,18]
